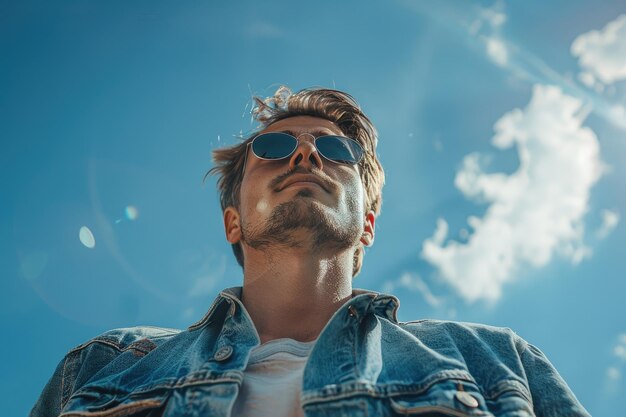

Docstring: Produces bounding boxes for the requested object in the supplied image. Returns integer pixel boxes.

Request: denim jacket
[31,287,590,417]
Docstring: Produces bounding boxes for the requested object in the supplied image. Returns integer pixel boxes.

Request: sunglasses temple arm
[242,142,251,178]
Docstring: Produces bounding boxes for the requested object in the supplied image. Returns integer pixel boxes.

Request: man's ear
[360,211,376,247]
[223,207,242,244]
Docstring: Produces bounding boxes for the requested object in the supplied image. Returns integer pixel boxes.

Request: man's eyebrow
[280,129,336,137]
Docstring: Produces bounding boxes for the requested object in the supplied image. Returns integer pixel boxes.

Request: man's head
[209,87,384,277]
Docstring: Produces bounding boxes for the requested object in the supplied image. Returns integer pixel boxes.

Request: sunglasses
[247,132,364,166]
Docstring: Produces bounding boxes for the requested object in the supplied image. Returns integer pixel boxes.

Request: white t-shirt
[231,338,316,417]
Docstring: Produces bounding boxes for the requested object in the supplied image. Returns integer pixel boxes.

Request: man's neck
[240,246,354,344]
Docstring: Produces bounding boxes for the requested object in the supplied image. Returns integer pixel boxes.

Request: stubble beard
[241,191,362,253]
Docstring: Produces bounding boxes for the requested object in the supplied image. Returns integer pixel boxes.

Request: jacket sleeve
[29,339,123,417]
[518,340,591,417]
[30,356,67,417]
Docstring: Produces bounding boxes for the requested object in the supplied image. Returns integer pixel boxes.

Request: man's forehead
[261,116,343,136]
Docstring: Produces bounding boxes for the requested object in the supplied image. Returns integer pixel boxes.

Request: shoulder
[399,318,518,335]
[397,319,528,353]
[68,325,181,356]
[31,326,184,416]
[65,326,182,383]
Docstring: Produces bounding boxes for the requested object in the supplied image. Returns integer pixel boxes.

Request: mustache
[269,166,334,191]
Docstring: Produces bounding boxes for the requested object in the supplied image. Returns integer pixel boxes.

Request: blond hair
[209,86,385,276]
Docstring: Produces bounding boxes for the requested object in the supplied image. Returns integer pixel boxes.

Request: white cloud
[431,218,448,246]
[577,71,596,88]
[572,14,626,85]
[188,275,216,298]
[422,85,603,302]
[607,104,626,130]
[383,273,442,308]
[615,345,626,361]
[596,209,620,240]
[469,2,507,34]
[482,7,506,27]
[485,36,509,67]
[399,273,442,308]
[187,254,226,298]
[606,334,626,388]
[467,2,510,68]
[607,367,621,381]
[614,334,626,361]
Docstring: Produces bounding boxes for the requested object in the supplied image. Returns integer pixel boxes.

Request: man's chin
[243,199,359,252]
[289,194,335,215]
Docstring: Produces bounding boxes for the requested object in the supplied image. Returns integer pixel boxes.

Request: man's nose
[288,134,324,170]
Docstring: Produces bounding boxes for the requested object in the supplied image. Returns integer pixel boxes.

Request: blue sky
[2,1,625,415]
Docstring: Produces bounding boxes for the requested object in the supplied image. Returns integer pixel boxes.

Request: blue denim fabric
[31,287,590,417]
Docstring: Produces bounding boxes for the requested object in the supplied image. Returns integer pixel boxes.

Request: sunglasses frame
[242,132,364,176]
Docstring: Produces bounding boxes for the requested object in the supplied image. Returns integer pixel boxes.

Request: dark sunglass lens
[316,136,363,164]
[252,133,297,160]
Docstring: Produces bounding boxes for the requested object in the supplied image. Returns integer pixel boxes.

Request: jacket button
[455,391,479,408]
[214,346,233,361]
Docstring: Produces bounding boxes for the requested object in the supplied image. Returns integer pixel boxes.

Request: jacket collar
[188,286,400,332]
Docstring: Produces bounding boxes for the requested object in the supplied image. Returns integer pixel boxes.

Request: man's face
[223,115,375,255]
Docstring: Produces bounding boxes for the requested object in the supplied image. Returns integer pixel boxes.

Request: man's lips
[276,174,329,192]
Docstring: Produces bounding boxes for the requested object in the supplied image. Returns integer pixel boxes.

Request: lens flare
[19,251,49,280]
[79,226,96,248]
[125,205,139,220]
[256,199,269,213]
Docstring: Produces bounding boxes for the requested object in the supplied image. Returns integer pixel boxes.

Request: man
[31,87,590,416]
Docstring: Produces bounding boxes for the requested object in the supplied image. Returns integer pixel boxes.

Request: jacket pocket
[483,380,535,417]
[388,379,492,417]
